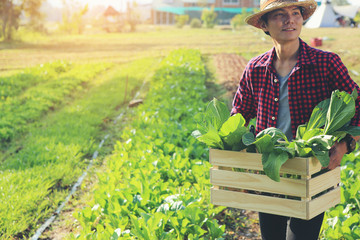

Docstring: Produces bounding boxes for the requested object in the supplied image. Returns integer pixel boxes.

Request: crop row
[0,58,158,238]
[0,61,111,144]
[72,49,226,239]
[0,61,72,99]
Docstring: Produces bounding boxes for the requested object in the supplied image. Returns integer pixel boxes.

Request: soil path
[211,53,247,99]
[211,53,261,240]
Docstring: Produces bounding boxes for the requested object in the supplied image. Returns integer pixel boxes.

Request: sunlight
[49,0,151,11]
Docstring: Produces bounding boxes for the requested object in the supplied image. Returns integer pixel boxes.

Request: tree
[127,1,140,32]
[175,15,189,28]
[201,6,217,28]
[22,0,46,31]
[0,0,21,40]
[0,0,45,40]
[59,0,88,34]
[230,13,251,30]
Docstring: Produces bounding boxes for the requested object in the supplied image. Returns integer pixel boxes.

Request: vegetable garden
[0,26,360,239]
[0,57,158,238]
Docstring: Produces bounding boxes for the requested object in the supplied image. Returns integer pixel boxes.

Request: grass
[2,25,359,82]
[0,57,159,238]
[0,61,111,147]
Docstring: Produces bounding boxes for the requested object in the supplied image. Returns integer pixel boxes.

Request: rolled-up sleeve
[328,53,360,127]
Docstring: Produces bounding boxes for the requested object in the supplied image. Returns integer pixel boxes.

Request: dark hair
[260,13,271,36]
[260,7,304,36]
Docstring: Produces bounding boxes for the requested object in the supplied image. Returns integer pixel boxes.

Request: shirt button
[274,79,278,83]
[275,98,279,102]
[272,116,276,120]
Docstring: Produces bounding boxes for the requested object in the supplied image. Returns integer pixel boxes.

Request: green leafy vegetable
[324,90,356,135]
[219,113,248,150]
[192,98,248,151]
[306,99,330,131]
[262,151,289,182]
[245,90,360,182]
[205,98,230,130]
[192,125,224,149]
[193,90,360,183]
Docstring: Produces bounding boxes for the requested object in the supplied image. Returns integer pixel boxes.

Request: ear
[260,21,268,32]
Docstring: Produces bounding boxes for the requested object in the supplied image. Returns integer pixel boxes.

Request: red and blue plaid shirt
[231,38,360,137]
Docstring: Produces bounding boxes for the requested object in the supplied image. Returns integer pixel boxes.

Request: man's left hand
[327,141,347,170]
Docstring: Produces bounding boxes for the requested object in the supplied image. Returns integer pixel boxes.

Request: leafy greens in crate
[191,98,249,151]
[192,90,360,182]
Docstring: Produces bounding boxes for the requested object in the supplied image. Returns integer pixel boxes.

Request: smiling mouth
[283,28,296,31]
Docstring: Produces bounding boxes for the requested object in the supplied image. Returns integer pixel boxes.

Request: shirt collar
[254,38,316,70]
[297,38,317,66]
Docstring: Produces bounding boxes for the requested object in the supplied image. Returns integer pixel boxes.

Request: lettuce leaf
[205,98,230,130]
[191,124,224,149]
[306,99,330,131]
[219,113,247,151]
[324,90,356,135]
[192,98,249,151]
[262,151,289,182]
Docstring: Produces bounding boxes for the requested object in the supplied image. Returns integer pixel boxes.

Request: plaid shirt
[231,38,360,137]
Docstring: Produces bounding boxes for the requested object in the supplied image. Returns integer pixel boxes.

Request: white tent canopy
[333,5,359,19]
[305,0,340,28]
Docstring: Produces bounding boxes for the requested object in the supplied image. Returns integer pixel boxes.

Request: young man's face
[261,6,304,43]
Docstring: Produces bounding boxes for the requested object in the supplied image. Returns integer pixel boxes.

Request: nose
[283,13,294,24]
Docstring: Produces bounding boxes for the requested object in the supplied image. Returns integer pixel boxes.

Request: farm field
[1,25,360,239]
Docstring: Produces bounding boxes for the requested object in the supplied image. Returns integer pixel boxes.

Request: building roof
[103,6,120,16]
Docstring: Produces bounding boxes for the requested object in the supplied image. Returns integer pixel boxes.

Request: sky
[348,0,360,5]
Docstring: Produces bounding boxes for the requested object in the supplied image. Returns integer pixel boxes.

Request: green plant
[320,152,360,239]
[193,90,360,182]
[190,18,202,28]
[191,98,248,151]
[175,15,189,28]
[243,90,360,181]
[230,13,251,30]
[0,58,158,238]
[72,49,225,239]
[0,61,109,145]
[201,7,217,28]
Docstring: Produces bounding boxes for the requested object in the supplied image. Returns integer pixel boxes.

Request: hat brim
[245,0,317,29]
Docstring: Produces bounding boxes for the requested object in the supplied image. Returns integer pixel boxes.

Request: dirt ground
[211,53,261,240]
[211,53,248,99]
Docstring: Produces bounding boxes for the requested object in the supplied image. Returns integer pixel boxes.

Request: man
[231,0,360,239]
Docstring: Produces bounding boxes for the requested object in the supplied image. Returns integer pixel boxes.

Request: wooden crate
[210,149,341,220]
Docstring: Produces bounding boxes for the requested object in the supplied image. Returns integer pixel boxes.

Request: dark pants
[259,212,325,240]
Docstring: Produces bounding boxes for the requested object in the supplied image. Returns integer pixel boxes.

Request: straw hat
[245,0,317,29]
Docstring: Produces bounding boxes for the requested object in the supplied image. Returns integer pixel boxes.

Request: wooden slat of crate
[209,149,322,176]
[308,186,341,219]
[211,168,307,197]
[209,149,341,220]
[211,188,307,219]
[308,167,341,197]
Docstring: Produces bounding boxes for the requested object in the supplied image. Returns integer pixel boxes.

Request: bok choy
[243,90,360,181]
[192,90,360,182]
[191,98,249,151]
